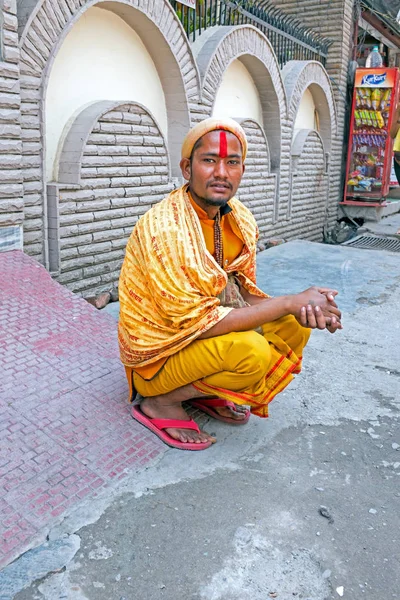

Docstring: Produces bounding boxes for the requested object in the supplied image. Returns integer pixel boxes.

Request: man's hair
[189,137,204,164]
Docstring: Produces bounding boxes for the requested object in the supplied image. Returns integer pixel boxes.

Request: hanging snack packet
[380,88,391,111]
[371,89,381,110]
[376,112,384,128]
[360,111,368,126]
[364,88,372,108]
[370,111,378,128]
[365,111,373,127]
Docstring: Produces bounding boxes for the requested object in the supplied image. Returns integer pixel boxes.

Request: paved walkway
[0,251,165,569]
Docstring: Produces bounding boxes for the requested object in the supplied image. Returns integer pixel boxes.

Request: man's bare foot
[213,404,248,421]
[141,397,216,445]
[196,397,248,421]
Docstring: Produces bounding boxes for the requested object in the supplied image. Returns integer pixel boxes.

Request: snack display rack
[343,67,400,204]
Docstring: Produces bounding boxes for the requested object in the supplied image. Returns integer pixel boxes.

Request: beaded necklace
[213,210,224,267]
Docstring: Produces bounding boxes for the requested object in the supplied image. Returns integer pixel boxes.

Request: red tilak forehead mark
[219,131,228,158]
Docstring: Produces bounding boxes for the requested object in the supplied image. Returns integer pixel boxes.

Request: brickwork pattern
[274,0,354,227]
[55,103,173,296]
[17,0,200,263]
[0,0,22,228]
[198,25,287,173]
[0,0,342,296]
[237,119,276,239]
[281,60,336,231]
[194,25,331,240]
[0,250,166,569]
[283,61,336,155]
[287,131,327,241]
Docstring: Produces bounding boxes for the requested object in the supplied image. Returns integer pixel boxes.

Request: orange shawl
[118,185,267,368]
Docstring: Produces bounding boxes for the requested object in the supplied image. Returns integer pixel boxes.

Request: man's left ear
[180,158,191,181]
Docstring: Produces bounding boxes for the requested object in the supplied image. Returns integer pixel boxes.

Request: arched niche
[283,60,336,157]
[45,6,170,182]
[49,100,172,294]
[194,25,287,173]
[19,0,198,262]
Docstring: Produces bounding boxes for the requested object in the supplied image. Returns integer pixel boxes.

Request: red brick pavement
[0,251,166,569]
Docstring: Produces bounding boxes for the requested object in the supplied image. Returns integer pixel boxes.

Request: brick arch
[51,101,173,296]
[282,60,336,156]
[235,118,277,240]
[56,101,171,186]
[195,25,287,172]
[19,0,199,262]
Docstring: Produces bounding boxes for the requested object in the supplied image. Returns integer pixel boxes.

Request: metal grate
[342,234,400,252]
[169,0,330,67]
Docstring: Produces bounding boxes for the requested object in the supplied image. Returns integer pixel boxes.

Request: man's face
[180,130,245,207]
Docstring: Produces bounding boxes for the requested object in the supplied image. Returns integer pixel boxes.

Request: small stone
[265,238,285,248]
[392,443,399,450]
[110,286,119,302]
[369,508,377,514]
[115,574,121,582]
[95,291,111,309]
[319,505,334,524]
[367,428,380,439]
[322,569,331,578]
[86,291,111,309]
[315,487,324,492]
[159,584,166,589]
[336,586,344,597]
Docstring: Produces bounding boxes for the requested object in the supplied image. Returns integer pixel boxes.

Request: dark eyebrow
[198,152,241,159]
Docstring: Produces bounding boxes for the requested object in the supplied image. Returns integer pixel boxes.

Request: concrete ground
[364,210,400,238]
[1,230,400,599]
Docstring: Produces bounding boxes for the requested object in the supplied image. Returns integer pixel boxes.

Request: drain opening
[342,234,400,252]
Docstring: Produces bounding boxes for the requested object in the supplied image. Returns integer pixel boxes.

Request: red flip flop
[131,405,213,451]
[188,398,250,425]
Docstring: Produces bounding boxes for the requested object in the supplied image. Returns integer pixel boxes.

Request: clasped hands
[294,286,342,334]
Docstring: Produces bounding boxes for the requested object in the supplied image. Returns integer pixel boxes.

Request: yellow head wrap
[181,117,248,161]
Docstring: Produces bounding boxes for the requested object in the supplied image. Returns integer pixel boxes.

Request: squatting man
[118,118,342,451]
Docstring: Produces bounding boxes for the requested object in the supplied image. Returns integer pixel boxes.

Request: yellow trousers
[129,315,310,418]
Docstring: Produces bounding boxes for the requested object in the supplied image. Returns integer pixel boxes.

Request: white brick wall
[287,131,327,241]
[55,103,173,296]
[237,120,276,238]
[0,0,346,296]
[0,0,22,232]
[274,0,354,229]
